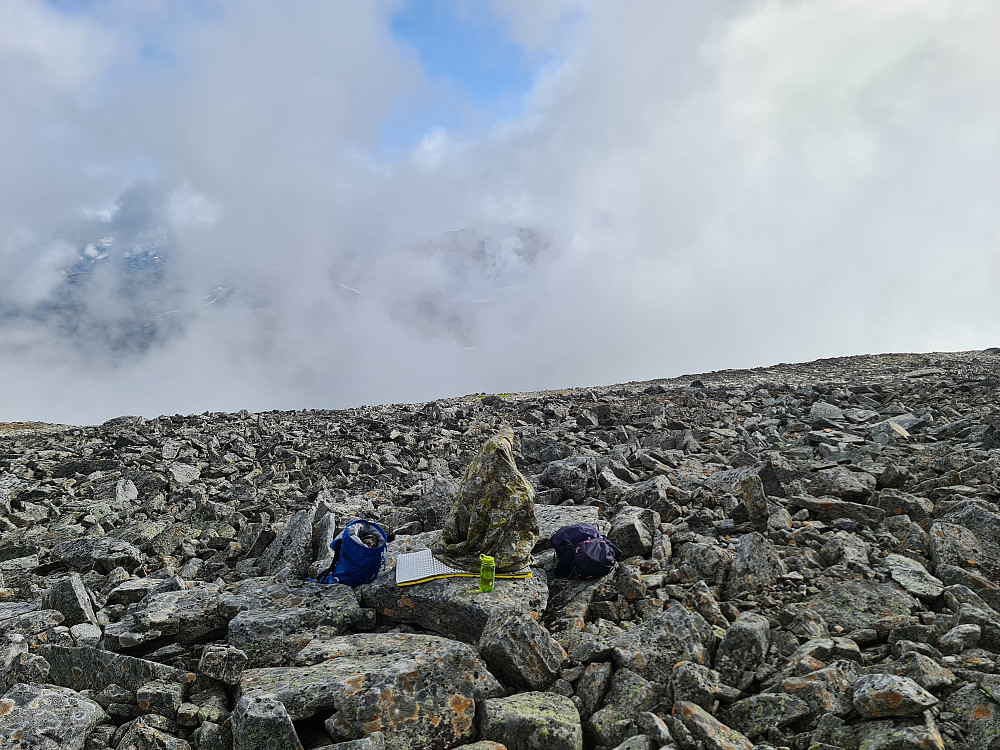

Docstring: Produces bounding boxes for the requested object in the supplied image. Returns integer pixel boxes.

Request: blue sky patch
[382,0,540,156]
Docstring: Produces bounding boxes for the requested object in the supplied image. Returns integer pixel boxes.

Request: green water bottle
[479,554,495,592]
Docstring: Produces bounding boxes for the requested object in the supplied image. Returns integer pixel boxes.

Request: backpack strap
[318,536,343,583]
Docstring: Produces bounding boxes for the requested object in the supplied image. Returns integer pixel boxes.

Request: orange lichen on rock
[449,694,474,734]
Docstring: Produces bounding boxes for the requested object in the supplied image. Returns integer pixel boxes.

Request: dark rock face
[3,349,1000,749]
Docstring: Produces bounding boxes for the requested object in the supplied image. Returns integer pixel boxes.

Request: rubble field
[2,348,1000,750]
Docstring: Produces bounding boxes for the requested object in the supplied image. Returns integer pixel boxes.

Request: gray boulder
[585,668,659,748]
[104,582,226,652]
[223,580,365,668]
[607,507,659,559]
[612,603,710,683]
[39,644,191,695]
[725,532,786,599]
[715,613,770,690]
[52,537,143,573]
[793,580,917,633]
[231,694,302,750]
[0,682,108,750]
[41,572,99,627]
[478,692,582,750]
[539,456,598,501]
[672,700,754,750]
[239,632,502,750]
[258,507,316,579]
[852,673,938,718]
[479,611,566,690]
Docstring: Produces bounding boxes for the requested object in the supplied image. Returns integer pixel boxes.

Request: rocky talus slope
[3,350,1000,750]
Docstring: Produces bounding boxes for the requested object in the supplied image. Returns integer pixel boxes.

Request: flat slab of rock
[238,632,502,750]
[220,578,365,667]
[884,554,944,602]
[359,532,548,644]
[39,644,193,695]
[52,536,143,573]
[105,583,227,652]
[792,580,917,633]
[0,682,108,750]
[789,495,884,526]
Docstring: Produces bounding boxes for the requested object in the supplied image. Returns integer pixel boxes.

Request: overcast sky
[1,0,998,424]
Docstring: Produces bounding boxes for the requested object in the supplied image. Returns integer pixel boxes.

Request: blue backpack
[552,523,623,580]
[317,520,387,587]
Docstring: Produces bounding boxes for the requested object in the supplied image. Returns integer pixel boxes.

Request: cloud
[1,0,998,423]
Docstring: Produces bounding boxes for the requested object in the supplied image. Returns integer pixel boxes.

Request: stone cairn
[2,349,1000,750]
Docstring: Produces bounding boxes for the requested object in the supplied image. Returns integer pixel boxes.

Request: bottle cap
[480,554,495,565]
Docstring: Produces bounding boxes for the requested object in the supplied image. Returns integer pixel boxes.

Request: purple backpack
[551,523,623,579]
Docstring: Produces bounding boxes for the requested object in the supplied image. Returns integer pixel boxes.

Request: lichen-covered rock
[220,578,364,628]
[611,603,709,683]
[433,428,540,572]
[40,572,99,627]
[104,582,227,652]
[671,700,754,750]
[231,694,302,750]
[793,580,917,633]
[0,682,108,750]
[117,722,194,749]
[257,506,316,579]
[778,664,854,718]
[193,721,232,750]
[715,612,769,690]
[620,475,683,519]
[853,717,945,750]
[723,692,810,740]
[670,661,740,711]
[585,668,659,748]
[874,489,934,522]
[944,681,1000,749]
[740,474,770,532]
[136,679,184,720]
[890,651,955,691]
[538,456,597,503]
[52,536,143,573]
[574,661,612,719]
[238,632,501,750]
[883,554,943,602]
[937,623,981,654]
[479,611,566,690]
[477,692,582,750]
[607,508,658,559]
[937,501,1000,581]
[726,533,785,600]
[199,644,248,685]
[802,466,877,501]
[39,644,192,695]
[852,674,938,718]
